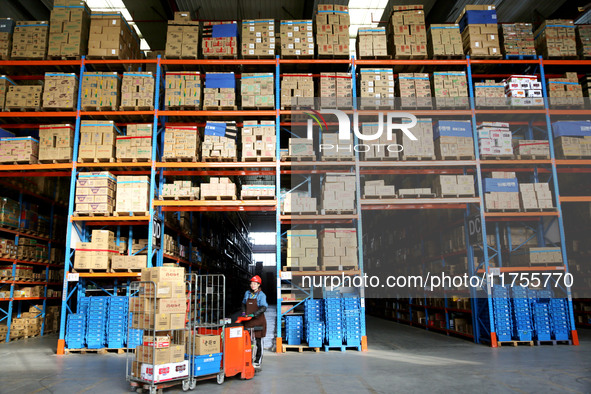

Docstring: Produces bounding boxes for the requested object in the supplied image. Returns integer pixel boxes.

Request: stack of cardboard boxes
[397,73,432,108]
[0,75,14,110]
[0,19,14,59]
[363,180,396,198]
[0,197,19,227]
[78,120,117,161]
[534,19,576,58]
[548,72,584,106]
[504,75,544,106]
[161,180,200,199]
[320,228,358,269]
[164,72,201,109]
[202,21,238,57]
[321,173,356,212]
[319,133,354,160]
[434,120,474,159]
[241,73,274,109]
[577,25,591,58]
[388,5,427,58]
[282,191,316,214]
[10,312,43,337]
[200,177,236,200]
[165,12,199,59]
[74,229,118,270]
[356,28,388,58]
[48,0,91,58]
[75,171,116,215]
[39,124,74,162]
[5,84,43,110]
[361,123,399,160]
[242,19,275,57]
[242,121,275,160]
[458,5,501,57]
[80,72,120,110]
[286,230,318,270]
[429,24,463,57]
[116,123,152,161]
[500,23,536,57]
[111,253,147,271]
[287,138,314,158]
[478,121,513,157]
[483,172,520,211]
[115,175,150,214]
[0,238,17,258]
[121,72,155,109]
[511,246,562,266]
[512,140,550,158]
[280,74,314,109]
[279,20,314,57]
[42,72,78,109]
[201,121,237,160]
[359,69,395,108]
[474,80,505,107]
[11,21,49,59]
[519,182,554,210]
[131,266,189,383]
[87,12,140,59]
[434,175,475,197]
[552,121,591,158]
[203,72,235,108]
[432,71,469,107]
[241,185,275,199]
[315,4,350,57]
[399,119,435,160]
[163,125,200,160]
[319,72,352,108]
[0,137,39,163]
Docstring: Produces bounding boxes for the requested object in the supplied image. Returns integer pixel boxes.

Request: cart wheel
[189,380,196,390]
[182,380,190,392]
[148,387,157,394]
[217,373,225,385]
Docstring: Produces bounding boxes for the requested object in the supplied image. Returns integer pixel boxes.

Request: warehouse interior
[1,0,591,392]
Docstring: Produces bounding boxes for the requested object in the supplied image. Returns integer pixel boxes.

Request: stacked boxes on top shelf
[81,72,120,110]
[11,21,49,59]
[434,120,474,160]
[204,72,235,109]
[202,21,238,58]
[242,120,275,160]
[500,23,536,57]
[201,121,237,161]
[399,118,435,160]
[75,172,116,216]
[356,27,388,58]
[387,5,427,58]
[116,123,152,161]
[115,175,150,214]
[48,0,91,58]
[281,74,314,109]
[42,72,78,110]
[0,75,15,110]
[165,12,199,59]
[428,24,463,57]
[285,315,303,345]
[164,72,201,109]
[547,72,584,106]
[107,296,128,349]
[324,297,343,346]
[0,19,14,59]
[200,177,237,200]
[5,84,43,111]
[432,71,468,108]
[577,25,591,58]
[478,122,513,158]
[552,121,591,158]
[518,183,554,210]
[163,125,200,161]
[79,120,118,162]
[241,73,274,109]
[0,136,39,164]
[492,286,513,341]
[87,12,140,59]
[315,4,350,57]
[39,123,74,163]
[397,73,431,108]
[359,69,394,108]
[321,173,356,213]
[282,191,317,214]
[361,123,399,161]
[319,72,352,108]
[483,172,520,211]
[458,5,501,58]
[279,20,314,57]
[65,313,86,348]
[511,286,533,341]
[120,72,155,109]
[304,299,324,347]
[534,20,576,58]
[86,296,108,349]
[320,228,358,270]
[286,229,318,271]
[342,297,362,346]
[241,19,275,57]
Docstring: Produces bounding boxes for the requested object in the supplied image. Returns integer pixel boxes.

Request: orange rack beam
[74,272,141,278]
[477,266,566,273]
[484,211,559,218]
[560,196,591,203]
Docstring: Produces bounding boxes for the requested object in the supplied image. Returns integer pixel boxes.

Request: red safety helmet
[250,275,262,284]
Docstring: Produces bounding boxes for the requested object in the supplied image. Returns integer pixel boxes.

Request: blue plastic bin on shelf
[189,353,223,377]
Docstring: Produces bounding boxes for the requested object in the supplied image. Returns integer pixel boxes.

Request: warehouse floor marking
[348,349,481,366]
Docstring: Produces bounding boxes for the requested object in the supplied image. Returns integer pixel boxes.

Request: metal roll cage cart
[126,279,193,394]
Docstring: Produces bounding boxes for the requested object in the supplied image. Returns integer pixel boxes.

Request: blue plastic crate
[188,353,222,377]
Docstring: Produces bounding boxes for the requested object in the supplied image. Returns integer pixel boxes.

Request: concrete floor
[1,316,590,394]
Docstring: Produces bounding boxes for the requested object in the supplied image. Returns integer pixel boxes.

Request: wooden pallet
[164,105,200,111]
[437,155,476,161]
[159,195,197,201]
[357,55,391,60]
[556,155,591,160]
[358,105,394,110]
[393,54,428,60]
[71,268,110,273]
[203,105,238,111]
[109,267,143,273]
[119,106,154,111]
[439,193,476,198]
[73,211,112,217]
[116,157,151,163]
[43,106,77,111]
[281,211,318,215]
[242,54,276,59]
[467,54,503,59]
[362,194,397,199]
[4,107,42,112]
[432,54,466,59]
[114,211,150,217]
[77,157,116,163]
[484,208,521,213]
[497,340,534,347]
[317,54,350,59]
[81,106,118,112]
[324,344,362,352]
[504,54,537,60]
[401,155,437,161]
[536,339,572,346]
[244,156,275,162]
[481,155,516,160]
[202,55,238,60]
[241,195,275,200]
[0,159,39,165]
[38,158,71,164]
[281,155,316,162]
[203,157,238,162]
[362,156,400,161]
[522,207,557,212]
[320,156,355,162]
[279,54,315,59]
[65,347,126,354]
[282,344,321,353]
[200,195,237,201]
[320,209,356,215]
[162,156,197,162]
[514,154,551,160]
[282,265,320,271]
[242,106,275,110]
[398,193,436,199]
[321,265,358,271]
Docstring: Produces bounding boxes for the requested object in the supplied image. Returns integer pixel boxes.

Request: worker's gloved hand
[247,314,254,318]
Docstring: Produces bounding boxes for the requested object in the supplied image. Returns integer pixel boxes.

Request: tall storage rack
[0,54,587,350]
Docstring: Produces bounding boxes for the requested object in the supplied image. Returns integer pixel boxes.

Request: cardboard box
[315,5,350,56]
[11,21,49,59]
[5,84,43,110]
[164,71,201,109]
[0,136,39,164]
[241,73,274,109]
[241,19,275,57]
[38,123,74,162]
[165,18,199,59]
[429,24,463,57]
[281,73,314,108]
[121,72,154,108]
[141,266,185,283]
[359,68,395,108]
[280,20,314,57]
[500,23,536,57]
[80,72,120,110]
[202,21,237,58]
[535,20,576,58]
[140,361,189,383]
[48,3,91,57]
[193,334,221,355]
[387,6,427,58]
[356,27,388,58]
[88,12,140,60]
[42,72,78,109]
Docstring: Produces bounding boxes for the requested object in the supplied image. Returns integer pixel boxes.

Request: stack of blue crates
[86,297,109,349]
[342,297,361,347]
[492,286,513,341]
[511,286,533,341]
[531,290,552,341]
[77,297,90,315]
[128,328,143,349]
[304,299,324,347]
[324,297,343,346]
[65,314,86,349]
[107,296,128,348]
[285,316,303,345]
[549,298,570,341]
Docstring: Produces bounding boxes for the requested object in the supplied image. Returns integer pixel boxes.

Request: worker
[241,275,267,367]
